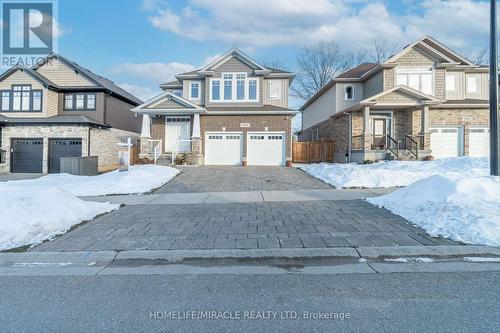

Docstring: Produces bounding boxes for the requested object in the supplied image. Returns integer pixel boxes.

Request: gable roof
[0,66,58,89]
[359,85,441,105]
[159,80,182,90]
[336,63,378,79]
[200,48,267,72]
[32,53,142,105]
[132,91,205,114]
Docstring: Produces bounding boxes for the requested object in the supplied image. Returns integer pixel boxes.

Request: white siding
[301,85,336,130]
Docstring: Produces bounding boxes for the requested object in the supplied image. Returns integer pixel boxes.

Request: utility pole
[490,0,500,175]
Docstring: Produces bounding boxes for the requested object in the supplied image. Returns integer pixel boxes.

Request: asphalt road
[1,271,499,333]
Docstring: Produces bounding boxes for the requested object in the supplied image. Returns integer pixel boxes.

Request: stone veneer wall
[89,127,139,171]
[200,114,292,161]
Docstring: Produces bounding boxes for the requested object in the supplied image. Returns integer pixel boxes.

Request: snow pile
[301,157,489,188]
[10,165,180,196]
[367,174,500,247]
[0,184,118,251]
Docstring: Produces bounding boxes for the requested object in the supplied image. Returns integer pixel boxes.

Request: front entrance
[49,139,82,173]
[165,117,191,153]
[372,118,387,150]
[11,138,43,173]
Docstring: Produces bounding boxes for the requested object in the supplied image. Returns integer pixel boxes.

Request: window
[211,80,220,100]
[224,74,233,100]
[236,74,246,100]
[190,82,200,99]
[249,80,257,100]
[32,91,42,111]
[1,92,10,111]
[64,93,96,111]
[250,135,265,140]
[76,94,85,109]
[269,135,283,140]
[344,85,354,100]
[269,80,281,99]
[467,76,477,93]
[446,74,456,92]
[396,67,433,95]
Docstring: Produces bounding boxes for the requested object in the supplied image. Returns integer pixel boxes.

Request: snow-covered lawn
[0,165,180,251]
[367,174,500,247]
[301,157,489,188]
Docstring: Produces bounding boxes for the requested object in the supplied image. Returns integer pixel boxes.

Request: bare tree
[369,39,399,64]
[465,48,488,66]
[291,42,354,100]
[262,60,288,71]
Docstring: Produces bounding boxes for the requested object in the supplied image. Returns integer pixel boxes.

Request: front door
[165,117,191,152]
[372,118,387,150]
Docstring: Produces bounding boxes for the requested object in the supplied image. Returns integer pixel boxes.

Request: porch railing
[404,135,419,159]
[386,135,399,158]
[351,135,364,150]
[150,139,162,164]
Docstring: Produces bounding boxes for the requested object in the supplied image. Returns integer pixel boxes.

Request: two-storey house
[299,36,490,163]
[0,53,142,173]
[133,48,297,166]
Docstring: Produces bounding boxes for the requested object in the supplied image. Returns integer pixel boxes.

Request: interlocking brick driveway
[155,166,332,193]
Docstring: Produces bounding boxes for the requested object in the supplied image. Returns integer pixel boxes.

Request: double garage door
[205,132,285,166]
[430,127,489,159]
[11,138,82,173]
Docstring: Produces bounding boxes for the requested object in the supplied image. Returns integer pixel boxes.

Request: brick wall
[200,114,292,160]
[151,116,166,152]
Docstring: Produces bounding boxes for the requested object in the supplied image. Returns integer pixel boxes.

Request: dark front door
[11,138,43,173]
[372,118,387,150]
[49,139,82,173]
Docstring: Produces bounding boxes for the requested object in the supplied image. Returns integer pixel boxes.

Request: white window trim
[209,73,259,103]
[466,76,478,93]
[268,80,281,100]
[344,85,354,100]
[445,74,456,92]
[189,81,201,100]
[396,66,434,95]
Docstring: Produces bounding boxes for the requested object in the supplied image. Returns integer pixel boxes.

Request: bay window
[0,85,43,112]
[64,93,97,111]
[210,73,259,102]
[396,67,433,95]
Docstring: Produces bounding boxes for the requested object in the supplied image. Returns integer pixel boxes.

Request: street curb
[356,245,500,258]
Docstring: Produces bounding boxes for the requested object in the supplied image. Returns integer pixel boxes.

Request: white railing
[150,139,162,164]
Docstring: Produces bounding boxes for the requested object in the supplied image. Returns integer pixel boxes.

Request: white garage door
[430,127,463,159]
[205,133,242,165]
[469,127,490,157]
[247,132,285,166]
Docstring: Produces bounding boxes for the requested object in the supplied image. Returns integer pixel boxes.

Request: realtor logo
[1,1,57,68]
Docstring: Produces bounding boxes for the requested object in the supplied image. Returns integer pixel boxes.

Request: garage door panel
[247,132,285,166]
[49,139,82,173]
[430,127,462,159]
[469,128,489,157]
[205,133,242,165]
[11,139,43,173]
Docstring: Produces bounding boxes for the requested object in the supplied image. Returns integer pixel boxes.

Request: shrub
[423,155,434,161]
[363,159,375,164]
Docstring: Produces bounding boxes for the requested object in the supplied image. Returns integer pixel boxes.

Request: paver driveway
[155,166,332,193]
[32,166,462,252]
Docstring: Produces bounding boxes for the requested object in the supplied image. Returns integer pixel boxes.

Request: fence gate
[292,141,334,163]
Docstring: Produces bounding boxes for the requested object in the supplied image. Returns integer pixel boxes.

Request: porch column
[141,114,151,138]
[420,105,430,150]
[191,113,203,165]
[363,105,371,150]
[139,114,152,158]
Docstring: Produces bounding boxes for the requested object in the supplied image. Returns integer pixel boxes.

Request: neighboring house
[0,53,142,173]
[299,36,490,163]
[133,48,296,166]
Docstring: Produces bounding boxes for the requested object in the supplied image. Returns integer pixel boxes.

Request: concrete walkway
[81,188,397,205]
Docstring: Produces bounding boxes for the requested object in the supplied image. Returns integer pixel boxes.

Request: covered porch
[347,86,440,162]
[131,91,205,165]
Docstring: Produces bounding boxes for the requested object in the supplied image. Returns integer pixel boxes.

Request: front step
[155,153,173,166]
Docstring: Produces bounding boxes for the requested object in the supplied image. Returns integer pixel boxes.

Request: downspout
[343,111,352,162]
[87,127,91,156]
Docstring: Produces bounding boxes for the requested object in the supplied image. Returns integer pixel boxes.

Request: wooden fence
[292,140,334,163]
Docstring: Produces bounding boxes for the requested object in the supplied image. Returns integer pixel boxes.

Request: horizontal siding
[363,71,383,98]
[0,70,49,117]
[183,79,204,105]
[36,59,96,87]
[58,92,105,122]
[302,85,336,130]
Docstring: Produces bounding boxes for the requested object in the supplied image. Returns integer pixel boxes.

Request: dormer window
[190,82,200,100]
[210,73,259,102]
[345,85,354,100]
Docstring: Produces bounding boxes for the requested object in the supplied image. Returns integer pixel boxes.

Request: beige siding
[336,82,363,111]
[182,79,205,105]
[302,84,336,130]
[36,59,96,87]
[262,78,289,108]
[0,70,51,117]
[383,68,395,90]
[465,72,489,100]
[363,71,383,98]
[445,71,465,100]
[46,90,59,117]
[212,57,254,74]
[149,98,189,109]
[375,90,419,104]
[434,68,446,100]
[393,47,436,65]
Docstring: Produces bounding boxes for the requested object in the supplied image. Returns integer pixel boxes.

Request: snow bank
[9,165,180,196]
[367,174,500,247]
[0,184,118,251]
[301,157,489,188]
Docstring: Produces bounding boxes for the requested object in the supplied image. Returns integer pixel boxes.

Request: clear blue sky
[41,0,493,107]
